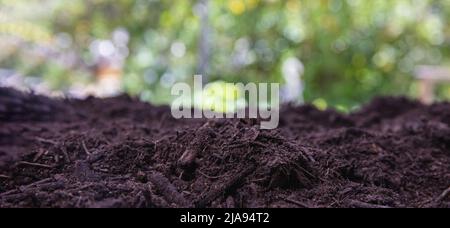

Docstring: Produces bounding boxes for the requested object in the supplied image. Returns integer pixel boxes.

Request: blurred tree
[0,0,449,108]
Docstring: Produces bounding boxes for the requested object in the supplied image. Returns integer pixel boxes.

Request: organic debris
[0,88,449,208]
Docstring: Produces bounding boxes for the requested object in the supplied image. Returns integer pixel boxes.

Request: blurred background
[0,0,449,111]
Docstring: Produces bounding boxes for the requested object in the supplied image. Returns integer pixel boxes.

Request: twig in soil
[0,174,11,179]
[1,181,65,202]
[249,141,268,147]
[26,177,53,187]
[227,142,247,149]
[94,168,109,173]
[435,186,450,204]
[17,161,54,169]
[147,171,192,207]
[0,178,53,196]
[32,149,46,162]
[197,170,231,180]
[300,146,317,163]
[293,162,322,182]
[347,199,392,208]
[195,164,256,208]
[81,141,92,155]
[0,192,30,202]
[35,137,58,145]
[87,151,104,164]
[178,122,213,168]
[281,197,312,208]
[101,138,112,145]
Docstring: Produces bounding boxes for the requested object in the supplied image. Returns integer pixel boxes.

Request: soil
[0,87,449,208]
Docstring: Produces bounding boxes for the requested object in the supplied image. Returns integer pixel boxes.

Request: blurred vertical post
[196,0,210,85]
[414,65,450,104]
[281,57,304,105]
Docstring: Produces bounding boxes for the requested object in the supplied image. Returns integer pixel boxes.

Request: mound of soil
[0,87,449,208]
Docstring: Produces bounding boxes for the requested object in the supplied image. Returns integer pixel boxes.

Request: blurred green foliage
[0,0,449,109]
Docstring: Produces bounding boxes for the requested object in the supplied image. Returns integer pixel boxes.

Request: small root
[16,161,54,169]
[347,199,391,208]
[35,137,58,145]
[82,141,92,155]
[197,170,231,180]
[435,186,450,204]
[195,164,256,208]
[281,197,312,208]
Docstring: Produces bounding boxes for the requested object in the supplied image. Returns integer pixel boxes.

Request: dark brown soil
[0,87,449,208]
